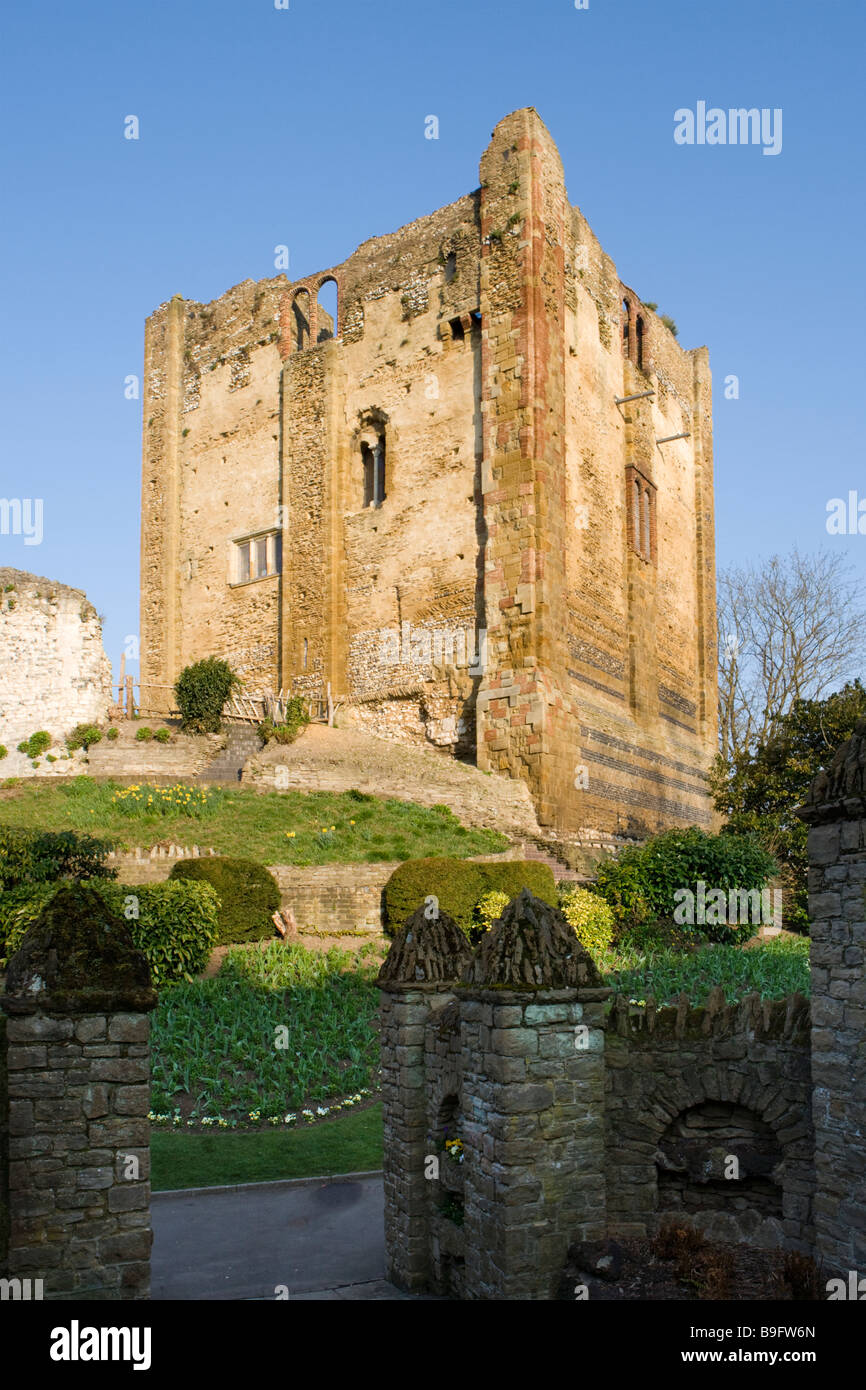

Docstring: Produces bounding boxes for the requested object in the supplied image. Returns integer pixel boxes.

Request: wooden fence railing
[110,680,341,727]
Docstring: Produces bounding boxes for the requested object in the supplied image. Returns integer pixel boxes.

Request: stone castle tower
[140,107,717,836]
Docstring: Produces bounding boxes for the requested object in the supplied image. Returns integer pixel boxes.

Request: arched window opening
[627,465,656,564]
[444,251,457,283]
[636,314,645,370]
[292,289,311,352]
[362,435,386,507]
[303,638,308,670]
[316,278,338,343]
[622,298,630,356]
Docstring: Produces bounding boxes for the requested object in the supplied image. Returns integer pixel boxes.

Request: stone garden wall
[604,991,813,1252]
[379,701,866,1302]
[0,884,156,1299]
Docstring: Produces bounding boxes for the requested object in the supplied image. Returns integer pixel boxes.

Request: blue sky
[1,0,863,681]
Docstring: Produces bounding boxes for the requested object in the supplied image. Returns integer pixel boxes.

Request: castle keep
[140,108,717,836]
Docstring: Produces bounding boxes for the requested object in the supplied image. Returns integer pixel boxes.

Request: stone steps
[200,723,263,784]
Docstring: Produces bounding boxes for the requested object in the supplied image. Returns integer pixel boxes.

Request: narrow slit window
[642,487,651,558]
[362,443,375,507]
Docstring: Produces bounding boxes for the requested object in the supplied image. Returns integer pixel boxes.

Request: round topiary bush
[154,728,171,744]
[106,727,119,741]
[168,856,280,945]
[135,727,153,742]
[557,885,615,958]
[174,657,239,734]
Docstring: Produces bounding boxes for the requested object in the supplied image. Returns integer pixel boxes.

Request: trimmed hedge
[169,856,280,945]
[0,879,219,986]
[0,826,116,892]
[383,857,557,937]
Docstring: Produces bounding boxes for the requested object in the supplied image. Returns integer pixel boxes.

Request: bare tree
[717,549,866,761]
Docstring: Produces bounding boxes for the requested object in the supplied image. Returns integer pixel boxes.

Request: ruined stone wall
[0,569,112,769]
[140,279,286,705]
[604,992,813,1252]
[796,722,866,1280]
[141,107,717,829]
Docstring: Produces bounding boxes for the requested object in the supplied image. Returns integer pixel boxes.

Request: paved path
[151,1172,420,1300]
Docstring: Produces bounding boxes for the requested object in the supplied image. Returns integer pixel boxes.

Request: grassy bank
[151,1102,384,1190]
[0,777,508,864]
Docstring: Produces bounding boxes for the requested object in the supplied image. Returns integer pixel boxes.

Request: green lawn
[0,777,507,865]
[602,934,809,1005]
[151,1102,384,1190]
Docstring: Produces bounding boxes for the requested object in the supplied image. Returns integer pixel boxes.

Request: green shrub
[0,826,116,892]
[383,857,557,937]
[16,731,52,759]
[169,856,280,945]
[0,746,6,759]
[0,879,218,984]
[98,880,219,985]
[136,726,153,742]
[174,657,239,734]
[259,697,310,746]
[474,889,510,932]
[154,728,171,744]
[592,827,777,940]
[616,916,703,954]
[557,885,615,958]
[66,723,103,752]
[106,727,119,741]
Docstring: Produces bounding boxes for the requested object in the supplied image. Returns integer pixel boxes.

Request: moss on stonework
[4,882,156,1014]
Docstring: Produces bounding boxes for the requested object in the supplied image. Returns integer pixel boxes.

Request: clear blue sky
[2,0,863,682]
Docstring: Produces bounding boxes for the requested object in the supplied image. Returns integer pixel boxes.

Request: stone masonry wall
[2,1011,153,1298]
[0,883,157,1300]
[0,568,112,773]
[796,719,866,1280]
[605,991,813,1252]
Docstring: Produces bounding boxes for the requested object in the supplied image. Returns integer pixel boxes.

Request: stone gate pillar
[796,719,866,1280]
[377,905,472,1292]
[460,889,610,1299]
[0,882,157,1299]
